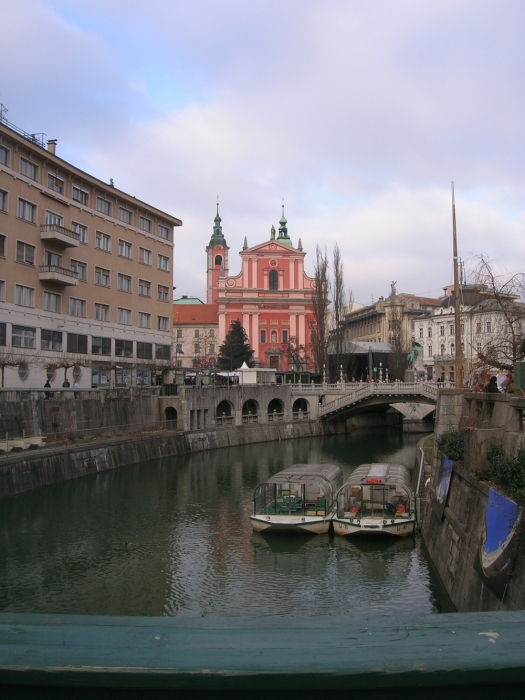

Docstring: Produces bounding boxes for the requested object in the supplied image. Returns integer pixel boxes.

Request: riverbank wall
[0,419,325,500]
[421,389,525,611]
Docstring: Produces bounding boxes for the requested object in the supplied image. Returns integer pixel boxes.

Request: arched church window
[214,255,222,266]
[269,270,278,290]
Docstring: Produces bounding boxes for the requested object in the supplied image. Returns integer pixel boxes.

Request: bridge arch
[164,406,178,430]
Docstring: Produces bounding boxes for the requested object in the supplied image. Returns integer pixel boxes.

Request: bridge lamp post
[379,362,383,382]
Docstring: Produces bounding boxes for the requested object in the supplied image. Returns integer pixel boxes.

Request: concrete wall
[421,391,525,611]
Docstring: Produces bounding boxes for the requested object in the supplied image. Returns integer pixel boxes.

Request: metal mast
[452,182,463,388]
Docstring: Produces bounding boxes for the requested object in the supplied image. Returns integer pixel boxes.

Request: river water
[0,428,453,617]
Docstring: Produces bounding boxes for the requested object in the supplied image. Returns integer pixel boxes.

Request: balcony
[433,353,455,362]
[39,265,79,286]
[40,224,80,247]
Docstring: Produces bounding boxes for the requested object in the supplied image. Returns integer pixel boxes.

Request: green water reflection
[0,428,453,616]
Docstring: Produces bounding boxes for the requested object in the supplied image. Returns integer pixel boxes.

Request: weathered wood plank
[1,611,525,692]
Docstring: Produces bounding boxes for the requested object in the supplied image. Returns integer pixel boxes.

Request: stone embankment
[420,389,525,611]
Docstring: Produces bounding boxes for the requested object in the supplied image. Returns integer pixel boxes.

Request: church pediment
[242,240,303,256]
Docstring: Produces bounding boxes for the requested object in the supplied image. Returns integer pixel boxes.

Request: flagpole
[452,182,463,388]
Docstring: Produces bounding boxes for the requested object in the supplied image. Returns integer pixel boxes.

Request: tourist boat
[333,463,415,537]
[250,463,343,534]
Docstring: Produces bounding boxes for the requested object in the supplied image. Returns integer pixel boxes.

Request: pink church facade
[206,209,317,370]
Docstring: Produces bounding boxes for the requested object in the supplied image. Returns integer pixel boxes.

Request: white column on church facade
[251,258,257,289]
[243,313,250,342]
[218,312,227,344]
[289,258,295,290]
[290,313,297,340]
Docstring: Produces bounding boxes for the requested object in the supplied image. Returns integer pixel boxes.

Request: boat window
[337,484,410,519]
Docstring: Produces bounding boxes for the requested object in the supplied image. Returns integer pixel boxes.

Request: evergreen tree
[217,320,254,370]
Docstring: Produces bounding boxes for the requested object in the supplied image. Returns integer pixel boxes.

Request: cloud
[2,0,525,304]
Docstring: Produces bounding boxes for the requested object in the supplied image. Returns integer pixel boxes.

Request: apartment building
[0,116,182,388]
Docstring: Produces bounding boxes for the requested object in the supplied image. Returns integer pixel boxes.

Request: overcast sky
[3,0,525,304]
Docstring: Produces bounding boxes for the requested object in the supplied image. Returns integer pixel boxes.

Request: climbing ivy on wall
[437,429,465,462]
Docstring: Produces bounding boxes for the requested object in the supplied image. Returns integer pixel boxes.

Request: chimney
[47,139,57,155]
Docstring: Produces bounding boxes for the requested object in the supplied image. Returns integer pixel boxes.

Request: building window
[261,330,266,343]
[460,323,465,335]
[427,327,432,337]
[209,329,215,338]
[43,291,61,313]
[0,280,4,302]
[158,254,170,271]
[419,327,423,338]
[118,208,133,225]
[70,259,87,281]
[137,342,153,359]
[72,186,89,205]
[45,211,63,227]
[96,197,111,215]
[16,241,35,265]
[157,284,169,301]
[115,339,133,356]
[194,343,200,354]
[0,322,5,345]
[139,247,152,265]
[194,329,200,338]
[176,343,183,354]
[138,279,151,297]
[476,322,482,334]
[486,322,492,333]
[440,325,445,336]
[0,146,8,165]
[20,158,38,181]
[428,345,432,358]
[157,316,169,332]
[269,269,278,290]
[209,343,215,353]
[15,284,34,307]
[139,216,152,233]
[176,329,183,338]
[17,198,36,223]
[0,189,7,212]
[95,231,111,251]
[215,254,222,266]
[67,333,88,354]
[440,344,445,355]
[450,324,454,335]
[41,329,62,351]
[69,297,86,317]
[0,234,5,257]
[47,174,64,193]
[477,342,482,354]
[118,239,132,259]
[71,222,87,243]
[117,273,132,292]
[117,307,131,325]
[44,250,62,267]
[138,312,151,329]
[282,330,288,343]
[12,325,36,348]
[94,303,109,321]
[156,344,171,360]
[158,224,170,240]
[94,266,110,286]
[92,336,111,355]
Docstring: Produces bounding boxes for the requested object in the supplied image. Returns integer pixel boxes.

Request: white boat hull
[250,514,333,534]
[333,517,415,537]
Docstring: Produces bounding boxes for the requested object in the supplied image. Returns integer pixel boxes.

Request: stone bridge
[292,381,448,421]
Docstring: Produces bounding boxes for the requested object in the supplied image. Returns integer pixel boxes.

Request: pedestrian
[73,381,79,399]
[44,379,51,400]
[62,378,70,388]
[485,376,499,393]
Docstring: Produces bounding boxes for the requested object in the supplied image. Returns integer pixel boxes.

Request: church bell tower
[206,204,229,304]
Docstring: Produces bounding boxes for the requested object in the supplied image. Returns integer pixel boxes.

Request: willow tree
[311,245,330,376]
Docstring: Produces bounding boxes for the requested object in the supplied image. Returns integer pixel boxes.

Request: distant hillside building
[210,208,317,370]
[173,299,219,368]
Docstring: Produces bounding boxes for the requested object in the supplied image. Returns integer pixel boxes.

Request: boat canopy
[336,463,413,520]
[254,464,343,518]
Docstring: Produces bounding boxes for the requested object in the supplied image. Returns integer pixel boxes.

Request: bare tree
[330,243,346,381]
[0,350,34,387]
[470,255,525,373]
[311,245,330,375]
[281,336,310,372]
